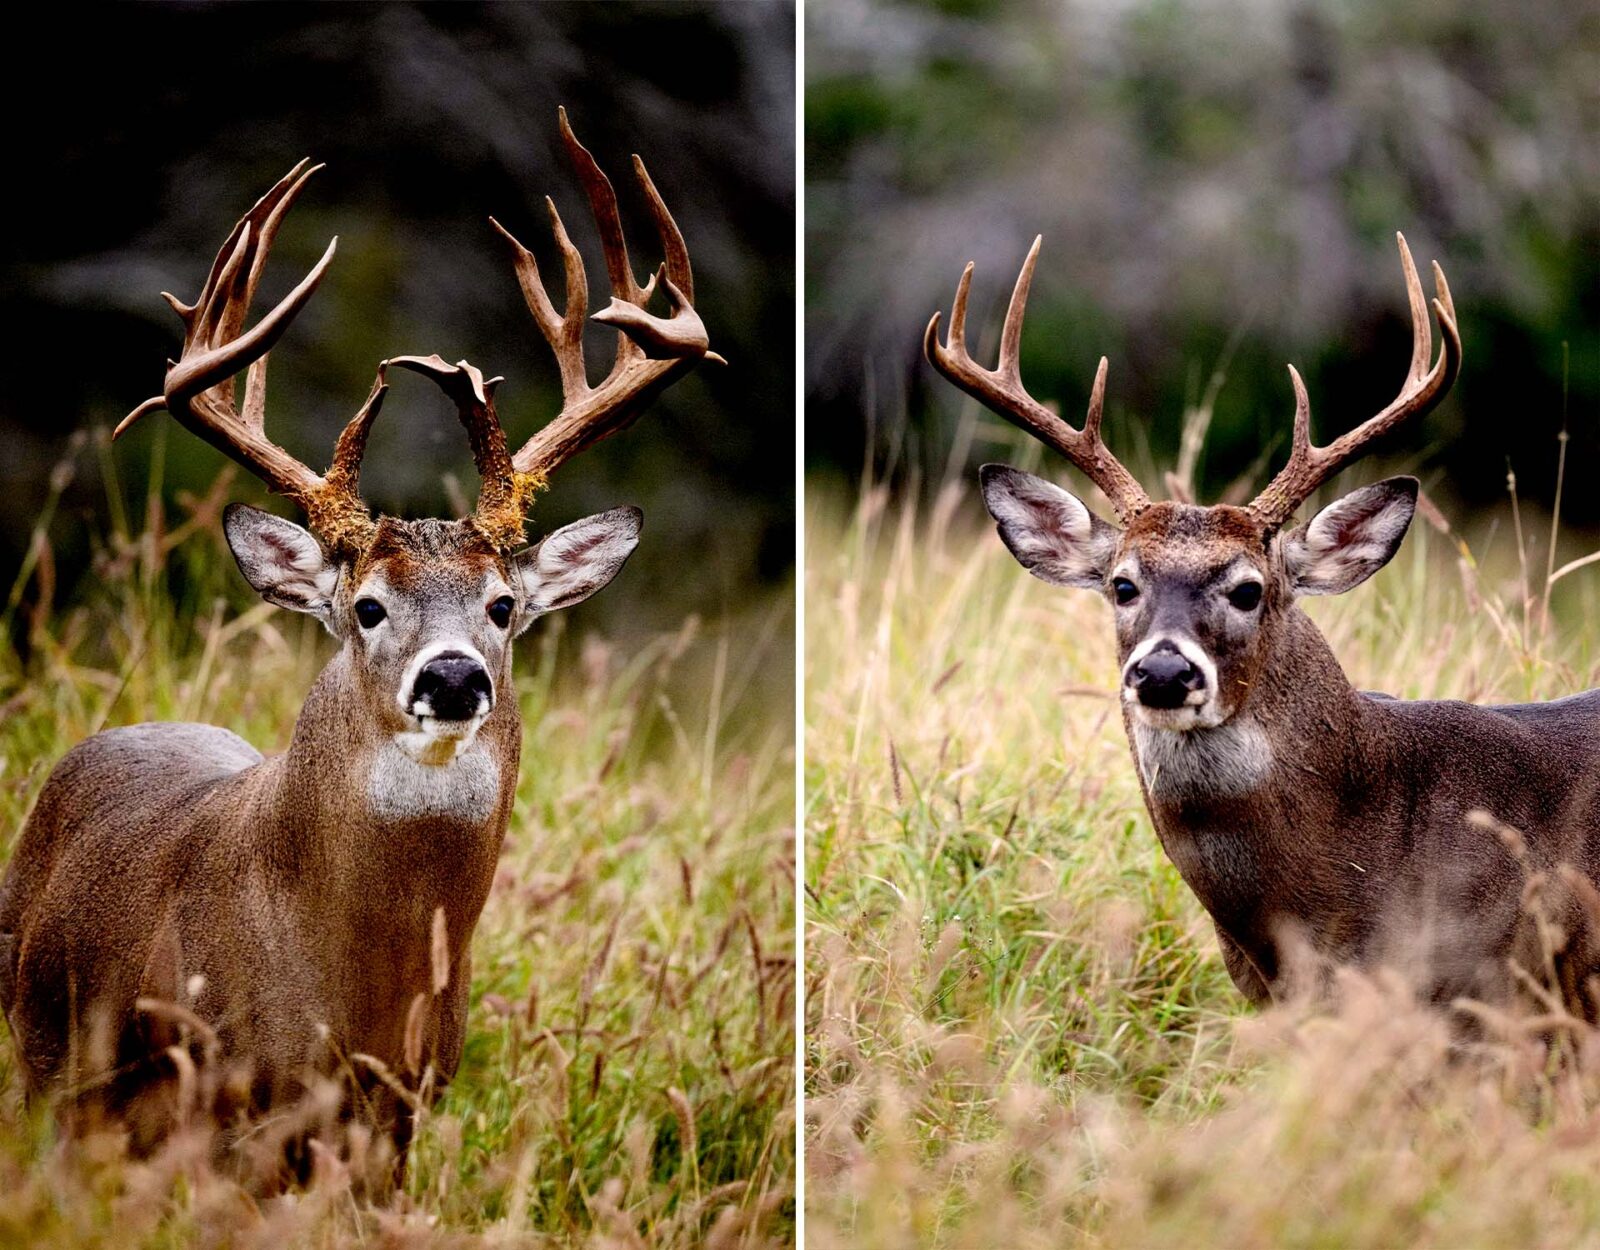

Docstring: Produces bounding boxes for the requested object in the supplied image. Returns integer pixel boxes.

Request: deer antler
[383,354,530,552]
[120,113,717,557]
[924,236,1151,523]
[116,161,387,555]
[469,107,721,543]
[1249,234,1461,527]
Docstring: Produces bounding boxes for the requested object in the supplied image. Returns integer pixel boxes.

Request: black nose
[1129,645,1204,710]
[412,653,493,721]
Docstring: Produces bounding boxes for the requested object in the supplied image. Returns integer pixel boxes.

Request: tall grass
[804,431,1600,1247]
[0,430,794,1248]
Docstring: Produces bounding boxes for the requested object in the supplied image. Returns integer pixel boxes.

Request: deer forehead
[352,519,510,598]
[1119,503,1274,580]
[356,554,507,600]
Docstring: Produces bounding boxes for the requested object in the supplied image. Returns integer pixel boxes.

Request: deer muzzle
[411,652,494,723]
[1124,639,1210,716]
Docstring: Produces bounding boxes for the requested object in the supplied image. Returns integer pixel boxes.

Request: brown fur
[0,518,523,1184]
[983,474,1600,1014]
[1130,604,1600,1007]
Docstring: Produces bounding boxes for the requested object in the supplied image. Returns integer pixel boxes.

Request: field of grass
[0,433,795,1247]
[804,443,1600,1248]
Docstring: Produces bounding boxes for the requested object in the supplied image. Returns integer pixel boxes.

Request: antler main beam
[116,161,385,554]
[924,236,1151,523]
[1248,233,1461,526]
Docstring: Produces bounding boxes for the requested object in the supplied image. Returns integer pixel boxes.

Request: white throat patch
[1132,717,1273,802]
[368,739,500,824]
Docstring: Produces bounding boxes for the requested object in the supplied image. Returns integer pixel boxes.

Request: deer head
[926,234,1460,732]
[117,110,717,764]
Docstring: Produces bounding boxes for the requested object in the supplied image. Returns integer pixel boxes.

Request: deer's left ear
[512,507,642,634]
[1285,476,1417,597]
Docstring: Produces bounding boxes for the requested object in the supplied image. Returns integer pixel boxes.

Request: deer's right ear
[224,504,340,621]
[979,464,1119,589]
[512,506,642,633]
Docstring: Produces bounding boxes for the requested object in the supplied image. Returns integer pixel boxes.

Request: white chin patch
[397,713,488,766]
[1123,689,1224,732]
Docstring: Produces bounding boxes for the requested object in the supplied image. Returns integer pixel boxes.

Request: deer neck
[252,648,521,968]
[1128,607,1394,970]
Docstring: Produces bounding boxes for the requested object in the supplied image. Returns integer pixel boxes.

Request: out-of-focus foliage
[807,0,1598,527]
[2,1,794,640]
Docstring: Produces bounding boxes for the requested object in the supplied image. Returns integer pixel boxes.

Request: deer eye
[487,596,515,629]
[1227,581,1264,611]
[354,598,387,629]
[1112,577,1139,605]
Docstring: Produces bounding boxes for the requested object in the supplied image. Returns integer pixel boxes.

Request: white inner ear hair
[991,486,1103,583]
[1307,504,1407,564]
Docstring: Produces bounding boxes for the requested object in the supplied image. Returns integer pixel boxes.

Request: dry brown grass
[0,440,795,1247]
[805,452,1600,1249]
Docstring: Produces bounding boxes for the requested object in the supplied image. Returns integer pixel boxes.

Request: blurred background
[2,0,793,647]
[807,0,1597,545]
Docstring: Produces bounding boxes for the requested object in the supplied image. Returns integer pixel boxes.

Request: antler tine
[1084,356,1109,441]
[387,354,527,552]
[633,153,693,302]
[1248,234,1463,526]
[496,110,717,490]
[557,105,648,311]
[321,369,389,500]
[923,239,1152,523]
[490,200,589,401]
[1399,231,1431,387]
[996,235,1039,383]
[117,163,383,556]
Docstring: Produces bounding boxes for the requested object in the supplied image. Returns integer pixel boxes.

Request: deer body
[2,691,513,1124]
[927,233,1600,1013]
[0,111,716,1181]
[1124,592,1600,1004]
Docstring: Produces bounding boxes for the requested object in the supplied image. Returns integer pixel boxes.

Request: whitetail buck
[0,111,718,1182]
[927,235,1600,1012]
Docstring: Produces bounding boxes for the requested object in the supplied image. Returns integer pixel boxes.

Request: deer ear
[979,463,1120,589]
[1285,476,1418,597]
[512,507,642,632]
[224,504,340,621]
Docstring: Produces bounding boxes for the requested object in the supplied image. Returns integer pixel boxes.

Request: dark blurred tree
[1,0,794,634]
[807,0,1598,530]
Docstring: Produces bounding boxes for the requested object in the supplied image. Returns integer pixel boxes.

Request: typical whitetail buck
[0,111,717,1181]
[927,235,1600,1012]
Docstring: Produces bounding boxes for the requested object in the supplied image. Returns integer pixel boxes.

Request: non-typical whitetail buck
[927,234,1600,1012]
[0,111,717,1181]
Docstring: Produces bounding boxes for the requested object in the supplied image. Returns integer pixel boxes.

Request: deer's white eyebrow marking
[1217,559,1266,592]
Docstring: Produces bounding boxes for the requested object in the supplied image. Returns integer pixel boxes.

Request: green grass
[804,452,1600,1249]
[0,435,794,1247]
